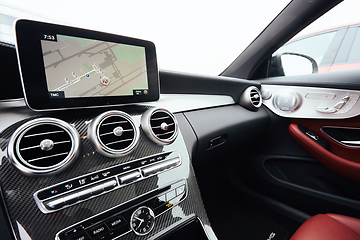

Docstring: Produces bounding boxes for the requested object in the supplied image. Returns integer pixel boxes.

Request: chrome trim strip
[320,126,360,148]
[87,111,140,158]
[141,108,179,146]
[341,140,360,145]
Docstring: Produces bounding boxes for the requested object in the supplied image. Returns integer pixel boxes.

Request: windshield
[0,0,291,75]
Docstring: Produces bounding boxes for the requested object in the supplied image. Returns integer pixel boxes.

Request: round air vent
[141,108,178,145]
[7,118,80,176]
[239,86,262,111]
[88,111,139,157]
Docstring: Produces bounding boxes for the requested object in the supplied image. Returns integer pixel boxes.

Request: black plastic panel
[174,113,197,161]
[153,215,209,240]
[159,70,260,103]
[183,105,269,165]
[246,154,360,218]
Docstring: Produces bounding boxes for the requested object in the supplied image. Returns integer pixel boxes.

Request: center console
[0,105,215,240]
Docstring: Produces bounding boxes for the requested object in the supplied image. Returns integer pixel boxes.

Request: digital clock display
[41,33,57,42]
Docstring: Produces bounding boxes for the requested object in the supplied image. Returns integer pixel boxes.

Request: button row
[57,179,187,240]
[45,179,117,210]
[63,215,127,240]
[37,152,174,201]
[141,158,180,177]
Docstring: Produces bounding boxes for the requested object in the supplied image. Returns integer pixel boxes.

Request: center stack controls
[56,179,187,240]
[34,151,181,213]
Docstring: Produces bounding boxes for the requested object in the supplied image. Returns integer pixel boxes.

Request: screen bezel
[15,19,159,111]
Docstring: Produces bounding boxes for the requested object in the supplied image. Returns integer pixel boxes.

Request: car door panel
[289,117,360,181]
[241,74,360,220]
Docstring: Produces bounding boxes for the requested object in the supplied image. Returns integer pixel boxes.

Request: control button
[103,180,118,191]
[141,164,163,177]
[38,188,62,200]
[334,101,346,109]
[105,215,126,230]
[91,184,104,195]
[121,164,133,172]
[261,90,272,100]
[176,185,185,196]
[316,106,337,114]
[78,176,90,186]
[169,195,183,205]
[118,171,141,184]
[87,224,109,239]
[156,155,165,161]
[153,194,166,208]
[306,131,319,141]
[159,158,180,171]
[274,92,301,112]
[305,93,336,100]
[140,159,150,166]
[166,190,176,201]
[64,226,84,238]
[45,197,65,210]
[89,174,101,182]
[101,171,111,178]
[148,157,157,164]
[78,188,92,200]
[159,194,166,202]
[63,192,79,205]
[342,95,350,101]
[66,233,91,240]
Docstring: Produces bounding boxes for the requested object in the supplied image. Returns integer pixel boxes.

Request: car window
[274,31,337,67]
[269,0,360,77]
[347,26,360,63]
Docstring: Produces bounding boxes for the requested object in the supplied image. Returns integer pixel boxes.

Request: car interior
[1,0,360,239]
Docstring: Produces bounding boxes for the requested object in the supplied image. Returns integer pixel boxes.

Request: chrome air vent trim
[141,108,178,145]
[7,118,80,176]
[88,111,139,157]
[239,86,262,111]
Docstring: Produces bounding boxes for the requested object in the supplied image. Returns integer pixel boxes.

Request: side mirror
[269,52,318,77]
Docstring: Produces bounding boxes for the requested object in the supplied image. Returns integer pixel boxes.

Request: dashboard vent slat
[7,118,80,176]
[88,111,139,158]
[141,108,179,145]
[239,86,263,111]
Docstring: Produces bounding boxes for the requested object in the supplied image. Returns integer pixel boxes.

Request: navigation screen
[40,34,149,99]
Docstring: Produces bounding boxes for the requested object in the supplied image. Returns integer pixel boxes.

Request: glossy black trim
[159,70,260,103]
[0,185,16,240]
[15,20,159,111]
[0,42,23,100]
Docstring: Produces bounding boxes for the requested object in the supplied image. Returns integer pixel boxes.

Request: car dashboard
[0,94,233,240]
[0,19,271,240]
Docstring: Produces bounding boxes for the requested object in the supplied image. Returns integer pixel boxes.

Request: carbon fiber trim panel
[0,104,214,240]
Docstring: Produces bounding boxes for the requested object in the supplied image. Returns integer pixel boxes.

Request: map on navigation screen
[40,34,149,99]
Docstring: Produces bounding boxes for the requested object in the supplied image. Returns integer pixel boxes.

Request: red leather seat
[291,214,360,240]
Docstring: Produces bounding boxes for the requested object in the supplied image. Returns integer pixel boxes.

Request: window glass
[269,0,360,77]
[274,31,337,66]
[347,27,360,63]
